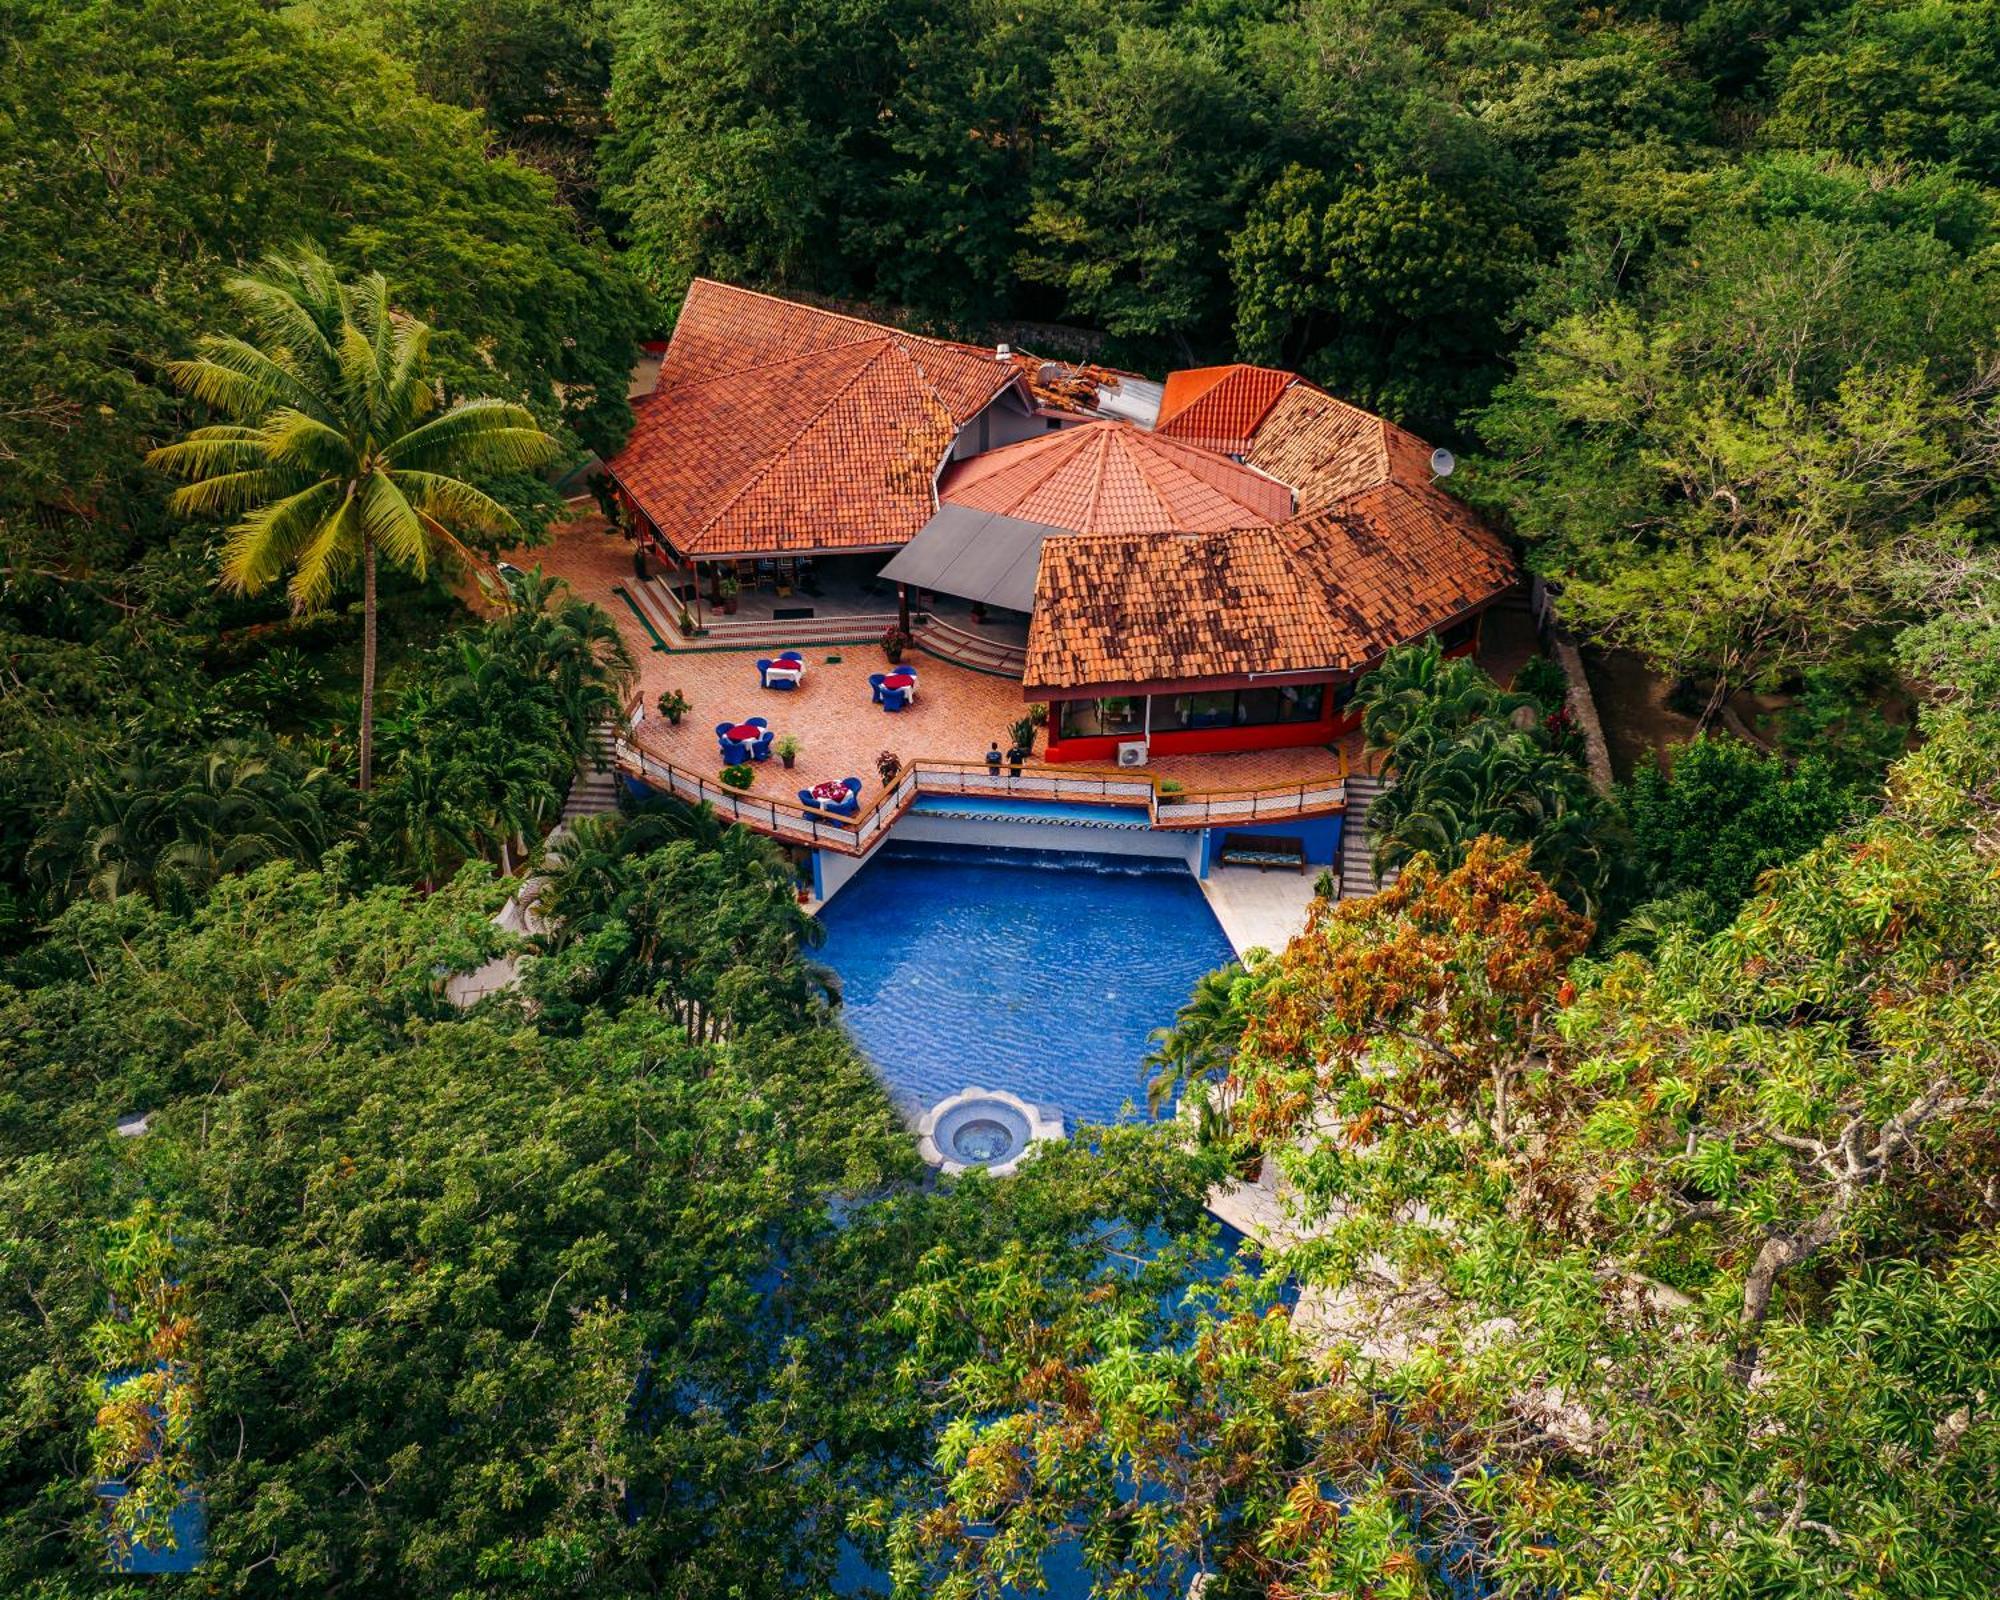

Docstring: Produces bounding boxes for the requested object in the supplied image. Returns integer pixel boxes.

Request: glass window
[1163,691,1237,731]
[1331,678,1359,715]
[1221,684,1328,726]
[1437,618,1477,651]
[1276,683,1324,722]
[1058,697,1145,739]
[1236,687,1283,725]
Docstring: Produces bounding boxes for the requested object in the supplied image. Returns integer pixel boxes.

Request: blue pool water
[907,795,1152,826]
[816,841,1236,1126]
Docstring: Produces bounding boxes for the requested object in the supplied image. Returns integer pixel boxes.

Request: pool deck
[511,517,1357,803]
[1197,867,1323,958]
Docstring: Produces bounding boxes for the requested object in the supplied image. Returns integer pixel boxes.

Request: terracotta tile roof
[657,279,1013,425]
[606,279,1021,557]
[1024,404,1518,694]
[1244,385,1439,510]
[1154,364,1296,454]
[1026,527,1332,691]
[939,420,1292,535]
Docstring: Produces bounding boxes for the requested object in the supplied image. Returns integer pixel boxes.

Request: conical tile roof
[938,420,1291,536]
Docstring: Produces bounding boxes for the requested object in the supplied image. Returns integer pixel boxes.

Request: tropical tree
[146,249,559,790]
[907,708,2000,1595]
[30,739,348,910]
[1142,958,1257,1139]
[1353,639,1617,911]
[488,566,634,764]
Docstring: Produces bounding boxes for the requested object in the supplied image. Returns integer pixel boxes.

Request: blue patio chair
[758,652,807,689]
[749,728,775,761]
[881,687,909,713]
[716,722,751,766]
[868,672,887,704]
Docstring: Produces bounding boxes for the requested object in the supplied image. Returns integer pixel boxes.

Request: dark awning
[876,504,1060,614]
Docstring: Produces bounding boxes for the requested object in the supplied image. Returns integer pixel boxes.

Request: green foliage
[913,706,2000,1597]
[31,739,353,912]
[1472,179,2000,711]
[1621,733,1859,933]
[1019,25,1267,351]
[0,844,1224,1594]
[1232,165,1534,433]
[149,248,562,790]
[1356,638,1618,912]
[1141,959,1255,1137]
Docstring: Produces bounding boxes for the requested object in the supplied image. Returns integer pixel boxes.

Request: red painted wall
[1038,616,1483,764]
[1044,697,1347,764]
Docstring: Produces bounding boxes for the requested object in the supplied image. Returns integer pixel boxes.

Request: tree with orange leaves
[1241,835,1590,1155]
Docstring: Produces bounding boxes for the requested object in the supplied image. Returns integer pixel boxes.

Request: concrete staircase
[1338,773,1398,900]
[563,722,622,821]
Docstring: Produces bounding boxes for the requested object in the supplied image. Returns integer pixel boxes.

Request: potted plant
[719,763,754,791]
[1027,702,1048,728]
[880,625,911,664]
[876,749,901,786]
[717,575,741,614]
[1157,778,1184,797]
[775,733,800,770]
[1009,714,1037,754]
[660,689,690,727]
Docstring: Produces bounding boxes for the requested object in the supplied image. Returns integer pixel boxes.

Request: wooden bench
[1218,833,1306,873]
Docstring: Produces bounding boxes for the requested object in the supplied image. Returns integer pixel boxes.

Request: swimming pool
[815,841,1237,1128]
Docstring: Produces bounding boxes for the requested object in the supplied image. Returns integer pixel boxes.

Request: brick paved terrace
[508,515,1530,803]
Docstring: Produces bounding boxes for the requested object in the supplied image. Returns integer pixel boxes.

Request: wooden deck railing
[612,737,1346,858]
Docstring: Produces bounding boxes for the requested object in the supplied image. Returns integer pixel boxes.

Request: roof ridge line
[680,342,942,555]
[1080,426,1115,532]
[959,419,1097,510]
[892,334,1016,422]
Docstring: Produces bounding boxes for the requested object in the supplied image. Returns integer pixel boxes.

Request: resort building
[602,279,1520,767]
[538,277,1540,921]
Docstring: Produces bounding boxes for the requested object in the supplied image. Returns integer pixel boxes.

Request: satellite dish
[1429,447,1456,479]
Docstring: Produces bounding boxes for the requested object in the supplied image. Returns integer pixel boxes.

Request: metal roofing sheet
[876,504,1062,613]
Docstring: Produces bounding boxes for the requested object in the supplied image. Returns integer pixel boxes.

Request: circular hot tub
[917,1088,1064,1177]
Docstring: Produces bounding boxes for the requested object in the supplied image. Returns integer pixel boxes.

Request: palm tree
[146,249,558,790]
[489,566,632,767]
[1143,961,1252,1139]
[31,741,344,909]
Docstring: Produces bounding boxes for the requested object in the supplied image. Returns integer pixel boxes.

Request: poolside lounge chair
[799,777,863,818]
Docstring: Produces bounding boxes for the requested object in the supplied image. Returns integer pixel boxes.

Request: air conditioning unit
[1116,740,1149,768]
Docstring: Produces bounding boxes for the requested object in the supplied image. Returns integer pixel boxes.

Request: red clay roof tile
[1024,402,1517,693]
[940,420,1291,535]
[1154,364,1296,454]
[1244,385,1441,510]
[605,280,1019,558]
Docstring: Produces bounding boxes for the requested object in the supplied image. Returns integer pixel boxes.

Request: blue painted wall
[1198,814,1343,876]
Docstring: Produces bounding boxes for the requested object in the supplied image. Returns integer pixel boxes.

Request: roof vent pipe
[994,342,1012,362]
